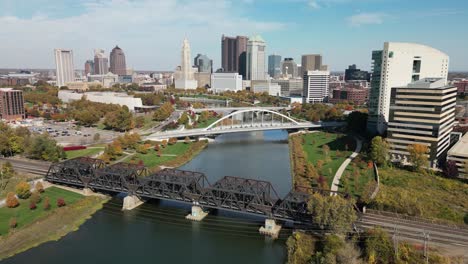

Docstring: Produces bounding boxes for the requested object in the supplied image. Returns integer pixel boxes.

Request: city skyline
[0,0,467,71]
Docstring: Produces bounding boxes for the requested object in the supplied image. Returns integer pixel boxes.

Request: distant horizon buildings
[174,38,197,90]
[94,49,109,75]
[366,42,450,135]
[221,35,248,77]
[109,46,127,75]
[54,49,75,87]
[301,54,327,74]
[84,60,94,76]
[282,58,298,78]
[345,64,370,81]
[268,54,281,79]
[246,35,267,81]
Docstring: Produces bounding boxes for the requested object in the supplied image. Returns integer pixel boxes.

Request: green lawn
[195,117,218,128]
[301,132,355,186]
[0,187,84,235]
[338,160,376,198]
[65,147,104,159]
[124,142,191,168]
[369,167,468,224]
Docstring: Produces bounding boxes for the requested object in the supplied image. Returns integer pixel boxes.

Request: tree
[363,228,395,264]
[57,197,66,207]
[443,160,459,178]
[9,217,17,229]
[35,181,44,193]
[0,161,14,190]
[346,111,368,133]
[370,136,389,166]
[25,134,65,162]
[43,196,50,210]
[162,140,168,148]
[134,116,146,128]
[74,109,100,126]
[178,112,190,126]
[407,144,429,171]
[6,192,19,208]
[307,193,357,234]
[15,181,31,199]
[153,102,174,121]
[30,201,37,210]
[103,106,134,131]
[168,137,177,145]
[30,190,41,204]
[184,136,190,144]
[322,144,330,157]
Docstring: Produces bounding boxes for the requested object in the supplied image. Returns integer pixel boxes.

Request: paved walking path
[330,136,363,194]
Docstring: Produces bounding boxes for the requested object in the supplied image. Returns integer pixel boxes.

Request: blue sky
[0,0,467,71]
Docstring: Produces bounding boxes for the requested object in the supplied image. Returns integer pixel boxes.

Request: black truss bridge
[45,157,341,223]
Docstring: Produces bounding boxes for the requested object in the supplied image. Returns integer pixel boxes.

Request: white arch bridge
[145,108,345,141]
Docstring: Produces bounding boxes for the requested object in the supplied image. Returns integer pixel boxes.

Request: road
[142,110,181,134]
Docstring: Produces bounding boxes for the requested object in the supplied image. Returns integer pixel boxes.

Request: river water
[4,131,292,264]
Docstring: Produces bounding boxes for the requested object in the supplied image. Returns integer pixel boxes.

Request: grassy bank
[195,117,218,128]
[126,140,208,169]
[65,147,104,159]
[368,167,468,224]
[338,158,376,198]
[0,190,109,260]
[0,187,83,235]
[289,132,355,189]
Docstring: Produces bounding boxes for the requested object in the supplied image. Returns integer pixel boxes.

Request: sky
[0,0,467,71]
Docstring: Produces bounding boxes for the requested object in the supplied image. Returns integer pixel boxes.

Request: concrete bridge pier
[122,195,144,210]
[83,188,96,196]
[185,205,208,221]
[259,219,282,239]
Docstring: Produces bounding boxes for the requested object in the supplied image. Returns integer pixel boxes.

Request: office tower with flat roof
[221,35,248,74]
[282,58,298,78]
[301,54,323,72]
[246,35,266,81]
[84,60,94,76]
[109,46,127,75]
[268,54,281,78]
[0,88,25,121]
[54,49,75,87]
[367,42,449,135]
[273,78,303,96]
[387,78,456,168]
[345,64,370,81]
[303,70,329,103]
[194,54,213,73]
[94,49,109,75]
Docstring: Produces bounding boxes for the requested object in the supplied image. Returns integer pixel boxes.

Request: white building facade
[54,49,75,87]
[174,38,197,90]
[211,73,243,92]
[246,35,266,81]
[367,42,449,135]
[303,70,330,103]
[58,91,143,111]
[251,80,281,96]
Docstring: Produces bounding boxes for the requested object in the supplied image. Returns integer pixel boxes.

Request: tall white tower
[175,38,197,90]
[246,35,266,81]
[54,49,75,87]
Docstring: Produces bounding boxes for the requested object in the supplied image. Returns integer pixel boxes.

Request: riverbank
[0,188,109,260]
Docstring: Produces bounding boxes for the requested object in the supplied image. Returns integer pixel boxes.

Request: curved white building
[367,42,449,135]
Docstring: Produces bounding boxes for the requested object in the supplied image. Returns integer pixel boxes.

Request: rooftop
[402,78,453,89]
[448,133,468,158]
[249,34,265,43]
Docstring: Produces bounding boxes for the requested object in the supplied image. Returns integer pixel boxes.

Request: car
[75,131,82,135]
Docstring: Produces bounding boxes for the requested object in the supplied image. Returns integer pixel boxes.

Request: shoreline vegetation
[0,187,109,260]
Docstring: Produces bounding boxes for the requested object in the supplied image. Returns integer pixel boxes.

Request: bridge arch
[204,108,299,131]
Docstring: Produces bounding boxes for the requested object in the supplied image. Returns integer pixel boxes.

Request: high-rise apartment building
[282,58,298,78]
[303,70,329,103]
[387,78,456,168]
[301,54,323,73]
[84,60,94,76]
[174,38,197,90]
[94,49,109,75]
[367,42,449,135]
[221,35,248,76]
[54,49,75,87]
[194,54,213,73]
[0,88,25,121]
[246,35,266,81]
[268,54,281,78]
[109,46,127,75]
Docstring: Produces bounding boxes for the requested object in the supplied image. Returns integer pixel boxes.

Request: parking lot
[28,121,122,146]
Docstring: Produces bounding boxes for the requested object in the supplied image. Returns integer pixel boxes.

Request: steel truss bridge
[145,108,345,141]
[45,157,341,223]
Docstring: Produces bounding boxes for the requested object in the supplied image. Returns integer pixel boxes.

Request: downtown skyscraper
[246,35,266,80]
[268,54,281,78]
[221,35,248,77]
[94,49,109,75]
[174,38,197,90]
[109,46,127,75]
[54,49,75,87]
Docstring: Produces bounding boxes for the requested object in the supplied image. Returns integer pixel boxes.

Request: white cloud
[346,12,387,26]
[308,1,320,9]
[0,0,285,70]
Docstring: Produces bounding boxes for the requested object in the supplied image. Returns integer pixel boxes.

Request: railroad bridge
[45,157,340,237]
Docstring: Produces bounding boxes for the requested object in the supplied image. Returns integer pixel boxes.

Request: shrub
[57,197,66,207]
[6,192,19,208]
[35,181,45,193]
[9,217,17,229]
[43,197,51,210]
[29,201,37,210]
[15,181,31,199]
[30,190,41,204]
[464,213,468,225]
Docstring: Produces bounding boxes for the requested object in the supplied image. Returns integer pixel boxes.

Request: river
[3,130,293,264]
